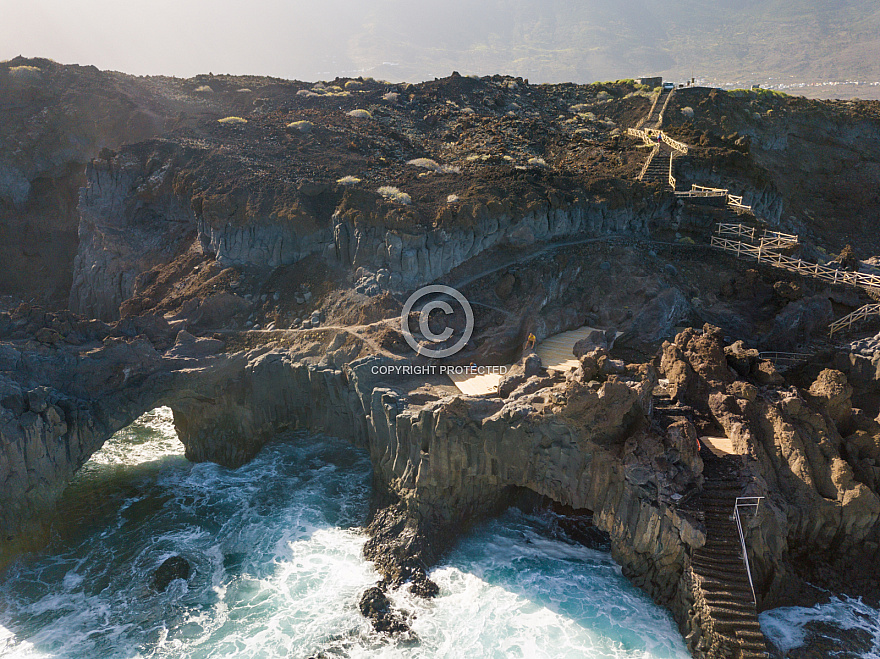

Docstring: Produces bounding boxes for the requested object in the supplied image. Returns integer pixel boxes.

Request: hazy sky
[1,0,504,81]
[2,1,359,78]
[4,1,879,85]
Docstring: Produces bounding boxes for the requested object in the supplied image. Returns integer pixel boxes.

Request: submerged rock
[151,555,191,592]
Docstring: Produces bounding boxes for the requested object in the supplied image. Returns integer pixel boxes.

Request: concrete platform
[537,326,619,372]
[447,369,507,396]
[701,436,736,457]
[448,325,619,395]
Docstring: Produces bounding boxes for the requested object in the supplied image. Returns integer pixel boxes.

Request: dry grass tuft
[377,186,411,205]
[406,158,461,174]
[287,120,313,133]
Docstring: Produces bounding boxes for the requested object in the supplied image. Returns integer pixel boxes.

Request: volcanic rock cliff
[3,59,880,658]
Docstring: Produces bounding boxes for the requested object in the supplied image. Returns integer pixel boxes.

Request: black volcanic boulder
[151,555,191,592]
[572,329,609,357]
[358,586,410,634]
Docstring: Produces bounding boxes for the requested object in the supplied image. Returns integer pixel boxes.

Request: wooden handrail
[692,184,729,194]
[712,234,880,292]
[716,223,756,240]
[638,144,660,180]
[626,127,656,146]
[829,304,880,336]
[675,189,727,198]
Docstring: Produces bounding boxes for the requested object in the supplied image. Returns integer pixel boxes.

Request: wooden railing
[627,126,689,155]
[656,88,676,129]
[675,188,727,199]
[762,230,799,243]
[638,144,660,180]
[716,223,756,240]
[626,127,656,145]
[636,89,663,130]
[711,236,880,290]
[660,132,689,154]
[829,304,880,336]
[674,184,753,211]
[669,153,677,189]
[693,184,728,194]
[727,194,752,212]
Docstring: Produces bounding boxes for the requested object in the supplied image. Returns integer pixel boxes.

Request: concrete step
[695,562,751,578]
[700,582,755,598]
[707,606,759,623]
[704,597,756,612]
[694,569,752,587]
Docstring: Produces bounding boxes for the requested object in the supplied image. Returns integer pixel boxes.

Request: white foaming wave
[760,596,880,657]
[352,511,690,659]
[0,430,690,659]
[145,527,377,659]
[86,407,183,468]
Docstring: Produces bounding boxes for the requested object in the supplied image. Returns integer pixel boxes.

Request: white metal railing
[758,352,812,368]
[734,496,764,605]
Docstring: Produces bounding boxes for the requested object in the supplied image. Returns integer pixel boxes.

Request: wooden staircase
[690,452,769,658]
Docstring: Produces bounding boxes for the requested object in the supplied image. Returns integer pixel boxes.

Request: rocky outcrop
[0,327,707,647]
[0,58,178,306]
[659,325,880,617]
[331,202,657,289]
[150,555,191,592]
[5,316,880,656]
[69,149,199,320]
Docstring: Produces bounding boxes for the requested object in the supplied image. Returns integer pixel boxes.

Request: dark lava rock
[409,573,440,598]
[358,586,410,634]
[523,352,543,377]
[573,329,609,357]
[151,555,191,592]
[786,620,873,658]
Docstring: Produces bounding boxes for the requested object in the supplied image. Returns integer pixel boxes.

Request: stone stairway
[641,146,672,185]
[645,87,673,128]
[651,386,694,423]
[690,453,769,658]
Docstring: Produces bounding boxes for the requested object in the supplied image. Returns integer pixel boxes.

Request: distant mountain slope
[3,1,878,89]
[342,0,880,85]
